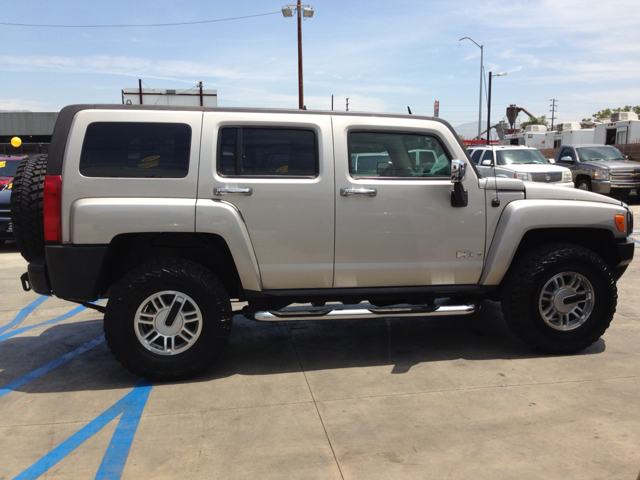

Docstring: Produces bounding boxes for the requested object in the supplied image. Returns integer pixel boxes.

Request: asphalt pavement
[1,208,640,479]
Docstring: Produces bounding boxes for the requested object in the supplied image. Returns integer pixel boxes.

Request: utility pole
[346,98,349,112]
[282,2,314,110]
[550,99,557,130]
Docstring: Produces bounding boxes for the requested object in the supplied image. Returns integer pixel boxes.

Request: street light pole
[486,71,508,145]
[283,2,314,110]
[297,0,303,110]
[459,37,483,141]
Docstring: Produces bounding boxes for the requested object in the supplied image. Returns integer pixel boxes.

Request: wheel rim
[538,272,594,331]
[578,182,589,190]
[134,290,203,355]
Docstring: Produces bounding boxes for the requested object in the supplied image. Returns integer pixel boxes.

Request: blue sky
[1,0,638,131]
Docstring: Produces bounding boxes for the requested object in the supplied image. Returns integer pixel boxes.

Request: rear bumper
[27,245,108,301]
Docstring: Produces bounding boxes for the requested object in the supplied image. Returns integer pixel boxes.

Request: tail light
[43,175,62,242]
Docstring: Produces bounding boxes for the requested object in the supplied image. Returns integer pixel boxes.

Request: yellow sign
[10,137,22,147]
[0,161,5,168]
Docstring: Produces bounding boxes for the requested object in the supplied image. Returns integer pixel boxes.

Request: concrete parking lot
[1,211,640,479]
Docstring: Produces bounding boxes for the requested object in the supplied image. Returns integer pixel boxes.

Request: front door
[332,116,486,288]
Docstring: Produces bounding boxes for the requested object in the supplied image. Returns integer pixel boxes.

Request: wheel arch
[98,232,246,300]
[480,200,627,286]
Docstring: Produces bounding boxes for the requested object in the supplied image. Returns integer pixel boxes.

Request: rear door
[198,112,335,290]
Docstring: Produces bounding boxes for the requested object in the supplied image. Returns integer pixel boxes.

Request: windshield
[576,146,625,162]
[0,160,20,177]
[496,149,548,165]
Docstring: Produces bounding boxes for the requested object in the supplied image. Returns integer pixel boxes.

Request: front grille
[0,208,10,216]
[531,172,562,183]
[611,171,640,180]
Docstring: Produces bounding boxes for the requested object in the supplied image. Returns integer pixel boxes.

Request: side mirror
[560,156,575,163]
[451,159,466,183]
[481,159,493,166]
[451,159,468,207]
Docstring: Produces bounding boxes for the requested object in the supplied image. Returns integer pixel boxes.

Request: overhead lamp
[281,6,294,17]
[302,7,314,18]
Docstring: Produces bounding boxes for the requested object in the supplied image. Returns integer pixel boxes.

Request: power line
[0,11,280,28]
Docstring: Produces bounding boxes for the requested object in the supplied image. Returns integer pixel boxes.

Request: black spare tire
[10,154,48,262]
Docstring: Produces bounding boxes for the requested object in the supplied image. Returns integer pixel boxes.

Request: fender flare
[195,199,263,292]
[480,199,626,285]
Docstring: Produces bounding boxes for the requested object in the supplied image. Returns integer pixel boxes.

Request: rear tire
[10,155,48,262]
[104,259,233,380]
[501,244,616,353]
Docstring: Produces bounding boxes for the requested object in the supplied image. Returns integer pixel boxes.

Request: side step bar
[244,303,476,322]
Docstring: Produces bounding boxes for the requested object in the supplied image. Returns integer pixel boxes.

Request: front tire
[502,244,616,353]
[576,178,592,191]
[104,259,232,380]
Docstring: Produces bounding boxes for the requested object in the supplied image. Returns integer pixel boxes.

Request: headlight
[563,171,573,183]
[515,172,531,181]
[594,169,610,180]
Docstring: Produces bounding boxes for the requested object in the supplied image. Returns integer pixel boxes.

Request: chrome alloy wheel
[134,291,203,355]
[538,272,594,331]
[578,182,590,190]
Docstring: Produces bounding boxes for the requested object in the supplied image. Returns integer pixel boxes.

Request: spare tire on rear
[10,154,48,262]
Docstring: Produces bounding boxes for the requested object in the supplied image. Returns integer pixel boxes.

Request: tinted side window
[471,150,483,164]
[218,127,318,177]
[80,122,191,178]
[348,132,450,179]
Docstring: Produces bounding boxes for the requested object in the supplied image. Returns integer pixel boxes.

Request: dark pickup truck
[555,144,640,198]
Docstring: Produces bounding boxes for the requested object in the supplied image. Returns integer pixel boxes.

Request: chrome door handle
[340,188,377,197]
[213,187,253,196]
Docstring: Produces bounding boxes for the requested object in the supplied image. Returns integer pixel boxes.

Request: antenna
[346,98,349,112]
[407,106,412,114]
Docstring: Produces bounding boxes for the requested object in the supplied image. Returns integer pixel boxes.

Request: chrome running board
[246,303,476,322]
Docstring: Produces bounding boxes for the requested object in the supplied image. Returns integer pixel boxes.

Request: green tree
[591,106,640,120]
[521,115,549,129]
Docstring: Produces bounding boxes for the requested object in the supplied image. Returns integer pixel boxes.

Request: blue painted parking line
[0,296,47,335]
[96,379,153,479]
[0,305,86,343]
[0,335,105,398]
[15,378,153,480]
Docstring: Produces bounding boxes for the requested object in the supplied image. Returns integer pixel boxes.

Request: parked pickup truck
[554,144,640,198]
[10,105,635,380]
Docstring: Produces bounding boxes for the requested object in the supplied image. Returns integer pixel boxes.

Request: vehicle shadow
[0,240,18,254]
[0,300,606,393]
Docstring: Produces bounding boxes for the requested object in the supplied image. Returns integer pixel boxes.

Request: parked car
[10,104,633,380]
[0,157,26,191]
[554,145,640,198]
[0,185,13,245]
[467,145,573,187]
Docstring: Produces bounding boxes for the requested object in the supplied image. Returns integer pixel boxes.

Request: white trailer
[594,112,640,145]
[544,122,594,148]
[499,125,548,148]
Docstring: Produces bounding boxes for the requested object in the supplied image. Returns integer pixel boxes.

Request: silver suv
[10,105,634,380]
[468,145,573,187]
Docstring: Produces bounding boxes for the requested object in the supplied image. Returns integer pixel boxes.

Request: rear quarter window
[79,122,192,178]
